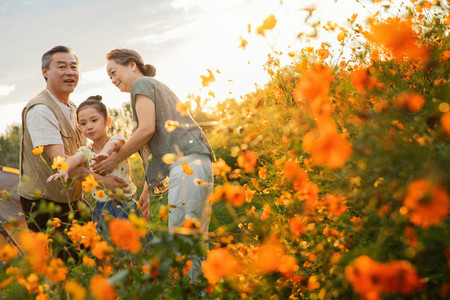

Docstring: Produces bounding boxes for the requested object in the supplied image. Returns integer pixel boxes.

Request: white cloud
[80,68,109,85]
[0,85,15,97]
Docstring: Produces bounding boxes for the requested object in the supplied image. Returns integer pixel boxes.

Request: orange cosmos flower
[403,179,449,228]
[350,68,383,91]
[109,218,142,253]
[244,186,255,203]
[208,185,225,203]
[337,31,346,42]
[201,247,242,284]
[395,92,425,112]
[92,240,114,260]
[176,101,190,116]
[223,182,245,206]
[272,86,285,99]
[82,174,98,193]
[260,203,271,221]
[256,14,277,36]
[181,162,194,175]
[254,235,286,274]
[89,275,116,300]
[441,111,450,136]
[213,158,231,175]
[279,255,299,278]
[65,280,87,300]
[96,190,105,198]
[289,216,307,235]
[0,244,19,262]
[67,221,101,248]
[258,166,267,179]
[293,63,334,116]
[324,194,347,217]
[316,48,330,60]
[51,155,69,171]
[283,159,308,191]
[83,255,96,267]
[303,117,352,169]
[18,230,49,273]
[32,145,44,155]
[159,205,169,220]
[365,17,428,62]
[346,255,423,299]
[237,150,258,172]
[45,258,67,282]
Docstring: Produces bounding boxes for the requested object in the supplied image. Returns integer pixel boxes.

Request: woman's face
[106,59,135,93]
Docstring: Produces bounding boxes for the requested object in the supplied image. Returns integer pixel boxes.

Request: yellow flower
[164,120,179,133]
[2,190,9,198]
[32,145,44,155]
[162,153,177,164]
[51,156,69,171]
[82,174,98,193]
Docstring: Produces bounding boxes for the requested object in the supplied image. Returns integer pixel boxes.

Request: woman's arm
[139,180,150,220]
[92,94,156,174]
[92,138,125,162]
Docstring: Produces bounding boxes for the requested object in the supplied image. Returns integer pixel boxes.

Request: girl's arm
[47,153,84,182]
[92,94,156,174]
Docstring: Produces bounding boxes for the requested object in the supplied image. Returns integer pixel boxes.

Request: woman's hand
[91,154,118,175]
[139,183,150,220]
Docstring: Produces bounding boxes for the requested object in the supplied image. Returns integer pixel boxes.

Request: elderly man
[17,46,127,242]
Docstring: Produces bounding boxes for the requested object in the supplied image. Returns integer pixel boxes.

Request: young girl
[47,95,151,239]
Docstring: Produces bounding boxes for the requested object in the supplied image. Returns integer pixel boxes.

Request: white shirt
[26,89,77,148]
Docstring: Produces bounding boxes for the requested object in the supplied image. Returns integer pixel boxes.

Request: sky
[0,0,378,135]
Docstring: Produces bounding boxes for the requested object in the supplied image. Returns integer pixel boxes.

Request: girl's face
[77,106,111,141]
[106,59,136,93]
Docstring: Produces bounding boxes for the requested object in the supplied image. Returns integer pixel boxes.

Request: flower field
[1,1,450,299]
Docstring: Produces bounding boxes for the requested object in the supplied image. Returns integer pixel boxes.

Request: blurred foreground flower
[89,275,116,300]
[345,255,423,299]
[365,17,428,62]
[109,218,142,253]
[201,247,242,284]
[403,179,449,228]
[32,145,44,155]
[82,174,98,193]
[51,155,69,171]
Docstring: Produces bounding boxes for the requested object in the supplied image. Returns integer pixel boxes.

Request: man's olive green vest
[17,90,86,204]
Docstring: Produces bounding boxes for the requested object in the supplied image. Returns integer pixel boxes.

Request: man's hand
[99,175,128,191]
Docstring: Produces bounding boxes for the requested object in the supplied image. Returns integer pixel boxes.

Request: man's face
[42,52,79,98]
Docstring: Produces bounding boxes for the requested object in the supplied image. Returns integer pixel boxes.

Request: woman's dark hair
[76,95,108,122]
[106,48,156,77]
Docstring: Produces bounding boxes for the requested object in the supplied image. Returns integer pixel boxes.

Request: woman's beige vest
[17,90,86,204]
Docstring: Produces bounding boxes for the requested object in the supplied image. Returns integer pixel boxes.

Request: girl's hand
[91,156,117,175]
[47,170,69,183]
[92,152,109,163]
